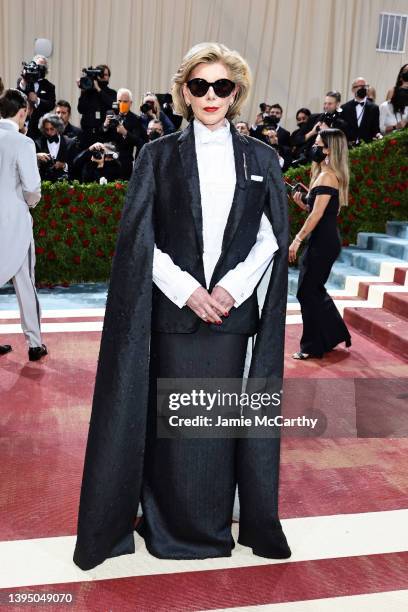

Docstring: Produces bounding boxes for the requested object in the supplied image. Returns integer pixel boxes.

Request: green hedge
[33,131,408,284]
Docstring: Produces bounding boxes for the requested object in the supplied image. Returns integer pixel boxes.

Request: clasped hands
[186,286,234,324]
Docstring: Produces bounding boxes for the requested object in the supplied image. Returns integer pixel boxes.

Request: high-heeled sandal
[292,351,310,360]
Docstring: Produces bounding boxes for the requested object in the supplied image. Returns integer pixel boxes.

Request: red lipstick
[203,107,219,112]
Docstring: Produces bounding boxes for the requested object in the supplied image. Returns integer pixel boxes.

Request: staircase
[288,221,408,360]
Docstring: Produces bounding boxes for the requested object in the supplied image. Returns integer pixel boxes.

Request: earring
[325,156,330,165]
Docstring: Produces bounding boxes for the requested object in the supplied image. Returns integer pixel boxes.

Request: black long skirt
[296,239,352,357]
[136,322,291,560]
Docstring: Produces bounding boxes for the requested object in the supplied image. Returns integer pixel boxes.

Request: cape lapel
[177,122,204,253]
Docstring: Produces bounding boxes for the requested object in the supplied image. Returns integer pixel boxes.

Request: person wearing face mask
[289,128,351,360]
[380,66,408,134]
[73,42,291,571]
[0,89,47,362]
[290,107,311,161]
[147,118,164,140]
[341,77,381,144]
[385,64,408,102]
[101,88,148,179]
[77,64,117,149]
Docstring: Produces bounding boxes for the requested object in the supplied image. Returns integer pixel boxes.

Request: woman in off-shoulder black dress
[289,128,351,359]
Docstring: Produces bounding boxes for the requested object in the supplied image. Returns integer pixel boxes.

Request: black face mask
[310,145,326,163]
[356,86,368,99]
[297,121,305,128]
[401,72,408,82]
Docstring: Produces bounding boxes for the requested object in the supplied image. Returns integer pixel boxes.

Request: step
[395,267,408,285]
[328,262,376,288]
[344,307,408,361]
[383,292,408,321]
[339,247,408,276]
[386,221,408,239]
[368,236,408,261]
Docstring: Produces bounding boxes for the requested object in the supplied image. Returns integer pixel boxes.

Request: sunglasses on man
[186,78,235,98]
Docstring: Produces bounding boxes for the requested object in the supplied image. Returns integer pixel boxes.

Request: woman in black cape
[289,128,352,359]
[73,42,291,570]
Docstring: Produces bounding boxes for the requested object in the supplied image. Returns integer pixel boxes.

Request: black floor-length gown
[296,185,352,357]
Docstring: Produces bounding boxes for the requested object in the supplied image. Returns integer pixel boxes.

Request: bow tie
[354,101,365,107]
[47,135,59,144]
[197,125,230,146]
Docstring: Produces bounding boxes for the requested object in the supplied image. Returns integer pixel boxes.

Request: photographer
[72,141,122,183]
[297,92,350,163]
[17,55,56,140]
[101,88,147,179]
[265,127,292,172]
[77,64,117,148]
[140,92,175,135]
[290,107,311,161]
[36,113,76,182]
[250,102,290,146]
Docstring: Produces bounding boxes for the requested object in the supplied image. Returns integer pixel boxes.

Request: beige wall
[0,0,407,131]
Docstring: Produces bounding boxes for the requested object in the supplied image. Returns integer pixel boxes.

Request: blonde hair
[171,42,252,121]
[310,128,349,207]
[140,92,161,115]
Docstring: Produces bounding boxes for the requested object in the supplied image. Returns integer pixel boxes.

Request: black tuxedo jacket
[17,77,56,140]
[147,121,287,334]
[73,119,290,570]
[341,99,380,143]
[102,110,147,163]
[35,134,76,180]
[276,125,291,147]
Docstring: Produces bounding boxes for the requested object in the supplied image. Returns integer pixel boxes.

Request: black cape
[73,121,289,570]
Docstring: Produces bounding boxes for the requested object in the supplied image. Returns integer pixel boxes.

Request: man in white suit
[0,89,47,361]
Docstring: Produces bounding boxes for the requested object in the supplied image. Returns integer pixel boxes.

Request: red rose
[84,209,94,218]
[90,226,98,235]
[99,216,108,225]
[391,200,401,207]
[53,234,61,242]
[43,194,52,203]
[96,249,104,258]
[73,255,81,265]
[36,246,45,255]
[111,196,119,204]
[366,178,374,187]
[106,188,113,196]
[77,219,85,226]
[62,212,69,220]
[88,196,96,204]
[47,250,57,260]
[115,182,124,190]
[105,206,113,214]
[70,205,79,214]
[390,168,397,176]
[66,222,73,230]
[97,196,105,203]
[351,159,360,165]
[77,193,85,202]
[360,197,367,205]
[371,203,378,209]
[82,239,90,247]
[65,237,75,247]
[38,228,47,237]
[68,188,76,196]
[390,139,397,145]
[50,219,58,228]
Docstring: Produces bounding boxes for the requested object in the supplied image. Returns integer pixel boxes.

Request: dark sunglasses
[186,78,235,98]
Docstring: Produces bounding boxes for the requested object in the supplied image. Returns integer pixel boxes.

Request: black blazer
[128,121,288,335]
[35,134,76,180]
[17,77,56,140]
[276,125,291,147]
[341,99,380,143]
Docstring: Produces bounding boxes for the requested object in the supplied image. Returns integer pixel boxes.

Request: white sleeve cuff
[153,246,201,308]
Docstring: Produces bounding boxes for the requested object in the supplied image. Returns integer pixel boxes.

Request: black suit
[341,99,380,143]
[35,134,76,181]
[101,110,147,179]
[77,85,117,147]
[17,77,56,141]
[73,120,291,570]
[276,124,291,147]
[63,122,82,139]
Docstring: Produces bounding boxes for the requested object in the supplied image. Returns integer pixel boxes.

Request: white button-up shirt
[152,117,278,308]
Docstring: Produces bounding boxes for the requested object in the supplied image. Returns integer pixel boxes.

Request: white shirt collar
[0,118,19,132]
[193,117,231,145]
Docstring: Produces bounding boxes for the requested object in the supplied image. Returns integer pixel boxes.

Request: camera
[92,147,118,161]
[106,102,124,128]
[21,61,46,93]
[140,100,155,114]
[317,111,340,129]
[156,93,172,110]
[79,67,104,90]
